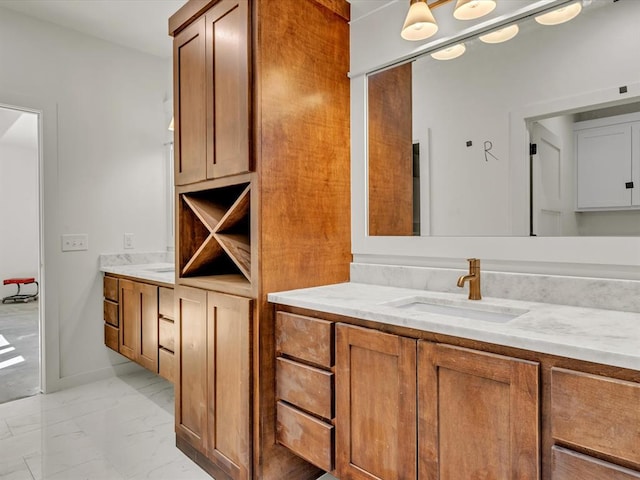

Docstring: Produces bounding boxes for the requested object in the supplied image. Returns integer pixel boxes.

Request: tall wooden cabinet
[169,1,351,479]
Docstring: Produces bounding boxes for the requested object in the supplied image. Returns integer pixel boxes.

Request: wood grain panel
[103,275,118,302]
[159,318,175,352]
[276,401,334,472]
[552,446,640,480]
[159,347,175,384]
[276,357,333,419]
[103,300,118,327]
[207,291,251,480]
[207,0,250,178]
[336,324,417,480]
[104,324,119,352]
[368,63,414,236]
[174,17,207,185]
[551,367,640,467]
[118,279,138,361]
[418,342,539,480]
[159,287,174,320]
[138,282,159,373]
[275,312,333,367]
[175,286,208,450]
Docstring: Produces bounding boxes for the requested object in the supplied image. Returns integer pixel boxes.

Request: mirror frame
[351,0,640,278]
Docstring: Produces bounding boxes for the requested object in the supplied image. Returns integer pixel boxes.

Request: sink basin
[383,296,528,323]
[142,266,175,273]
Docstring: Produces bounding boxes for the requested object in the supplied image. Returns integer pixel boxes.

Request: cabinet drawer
[276,401,333,472]
[104,300,118,327]
[551,368,640,466]
[104,324,119,351]
[159,318,175,352]
[159,287,174,319]
[276,312,333,367]
[158,348,174,383]
[276,357,333,419]
[103,276,118,302]
[552,446,640,479]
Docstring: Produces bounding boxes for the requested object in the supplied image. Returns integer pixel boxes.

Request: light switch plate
[124,233,134,249]
[61,234,88,252]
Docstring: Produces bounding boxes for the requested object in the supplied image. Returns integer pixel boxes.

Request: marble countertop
[100,263,175,286]
[268,282,640,371]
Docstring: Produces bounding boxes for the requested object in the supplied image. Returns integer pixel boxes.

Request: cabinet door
[576,124,632,209]
[336,324,417,480]
[175,286,208,450]
[205,0,250,179]
[174,17,207,185]
[137,282,158,373]
[418,342,539,480]
[118,279,139,361]
[206,291,251,480]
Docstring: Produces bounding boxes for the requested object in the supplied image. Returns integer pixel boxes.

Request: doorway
[0,105,42,403]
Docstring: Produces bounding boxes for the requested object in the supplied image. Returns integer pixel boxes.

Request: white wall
[351,0,640,276]
[0,7,172,390]
[0,123,39,296]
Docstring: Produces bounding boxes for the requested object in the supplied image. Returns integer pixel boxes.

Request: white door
[531,122,563,236]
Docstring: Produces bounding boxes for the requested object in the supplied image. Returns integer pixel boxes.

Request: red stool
[2,278,39,304]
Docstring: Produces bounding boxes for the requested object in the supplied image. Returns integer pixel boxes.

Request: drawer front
[276,312,333,367]
[104,300,119,327]
[158,348,174,383]
[276,357,333,419]
[552,446,640,480]
[103,276,118,302]
[551,368,640,465]
[276,401,334,472]
[159,287,174,319]
[158,318,175,352]
[104,324,119,351]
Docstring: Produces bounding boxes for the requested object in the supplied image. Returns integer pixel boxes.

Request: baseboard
[46,361,143,393]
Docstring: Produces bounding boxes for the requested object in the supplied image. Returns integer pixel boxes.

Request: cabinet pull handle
[625,182,634,189]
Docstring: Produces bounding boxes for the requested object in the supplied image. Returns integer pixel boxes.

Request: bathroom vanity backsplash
[350,263,640,314]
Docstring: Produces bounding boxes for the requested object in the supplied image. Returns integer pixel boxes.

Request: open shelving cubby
[178,182,251,290]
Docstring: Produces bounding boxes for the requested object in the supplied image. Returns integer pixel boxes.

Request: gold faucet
[457,258,482,300]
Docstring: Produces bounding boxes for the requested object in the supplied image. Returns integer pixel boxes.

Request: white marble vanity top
[268,282,640,371]
[100,262,175,286]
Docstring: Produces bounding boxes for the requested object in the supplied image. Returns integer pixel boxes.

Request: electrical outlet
[124,233,135,249]
[61,234,89,252]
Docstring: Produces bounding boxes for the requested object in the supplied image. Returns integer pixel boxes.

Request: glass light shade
[401,0,438,41]
[535,2,582,26]
[168,117,174,131]
[479,24,519,43]
[430,43,466,60]
[454,0,497,20]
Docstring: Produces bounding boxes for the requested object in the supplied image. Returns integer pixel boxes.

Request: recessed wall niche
[178,182,251,283]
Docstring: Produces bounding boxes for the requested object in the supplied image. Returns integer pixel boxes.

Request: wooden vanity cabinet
[550,368,640,478]
[336,324,417,480]
[103,275,119,351]
[418,342,539,480]
[158,286,176,382]
[175,285,251,480]
[173,0,249,186]
[118,278,159,372]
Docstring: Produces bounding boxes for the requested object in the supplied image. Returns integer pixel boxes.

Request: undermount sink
[382,296,529,323]
[142,266,175,273]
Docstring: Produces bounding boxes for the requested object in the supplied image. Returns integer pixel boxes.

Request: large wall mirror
[367,0,640,237]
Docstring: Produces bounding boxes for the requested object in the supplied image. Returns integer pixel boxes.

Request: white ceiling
[0,0,187,58]
[0,0,388,60]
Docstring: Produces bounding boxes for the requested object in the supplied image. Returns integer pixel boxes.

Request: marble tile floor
[0,369,339,480]
[0,301,40,404]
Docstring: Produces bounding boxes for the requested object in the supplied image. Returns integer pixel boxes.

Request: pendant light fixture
[431,43,466,60]
[535,1,582,26]
[479,23,519,43]
[453,0,497,21]
[401,0,438,41]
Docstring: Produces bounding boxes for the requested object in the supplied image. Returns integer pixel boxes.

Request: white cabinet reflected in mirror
[367,0,640,237]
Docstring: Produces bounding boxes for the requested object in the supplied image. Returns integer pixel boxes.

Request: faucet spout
[457,258,482,300]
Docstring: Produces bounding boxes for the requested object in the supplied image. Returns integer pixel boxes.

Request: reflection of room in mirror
[367,0,640,237]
